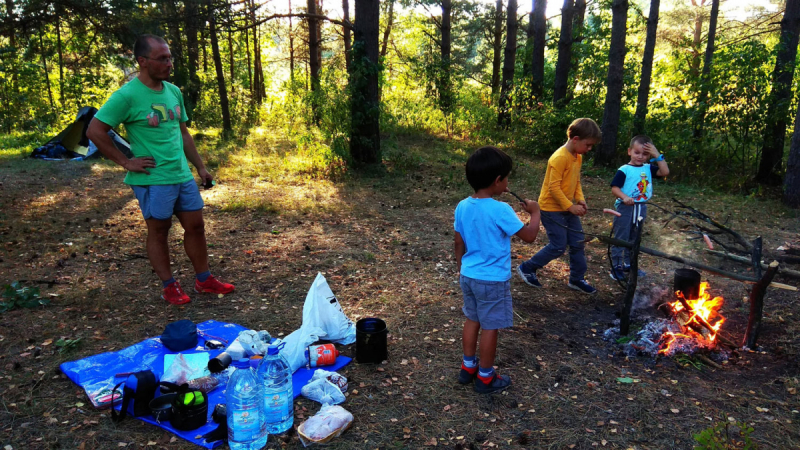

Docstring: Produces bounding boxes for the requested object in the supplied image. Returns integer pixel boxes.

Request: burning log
[743,261,780,349]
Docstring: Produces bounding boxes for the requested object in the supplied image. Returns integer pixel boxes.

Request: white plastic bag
[297,404,354,446]
[302,273,356,345]
[276,326,327,372]
[300,370,348,405]
[237,330,272,356]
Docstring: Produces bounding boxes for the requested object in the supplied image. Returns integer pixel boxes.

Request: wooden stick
[705,249,800,281]
[695,353,722,370]
[620,221,644,336]
[743,261,780,349]
[594,235,760,283]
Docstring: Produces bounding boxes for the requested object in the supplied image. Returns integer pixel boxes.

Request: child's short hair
[567,118,602,141]
[466,146,513,192]
[629,134,652,148]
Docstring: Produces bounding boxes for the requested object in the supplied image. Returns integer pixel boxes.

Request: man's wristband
[650,154,665,163]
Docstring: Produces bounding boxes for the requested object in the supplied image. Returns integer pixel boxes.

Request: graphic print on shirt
[631,172,649,201]
[146,103,181,127]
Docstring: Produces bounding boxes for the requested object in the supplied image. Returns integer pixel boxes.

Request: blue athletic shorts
[459,275,513,330]
[130,180,204,220]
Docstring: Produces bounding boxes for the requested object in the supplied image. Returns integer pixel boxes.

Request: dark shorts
[130,180,204,220]
[460,275,513,330]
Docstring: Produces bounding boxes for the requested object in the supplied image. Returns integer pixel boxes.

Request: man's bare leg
[175,210,210,274]
[145,218,174,281]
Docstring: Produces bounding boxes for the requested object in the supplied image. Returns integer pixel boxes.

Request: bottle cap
[232,358,250,369]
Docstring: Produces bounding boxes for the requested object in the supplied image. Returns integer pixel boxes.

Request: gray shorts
[459,275,513,330]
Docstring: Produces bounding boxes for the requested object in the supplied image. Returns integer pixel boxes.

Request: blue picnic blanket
[60,320,351,448]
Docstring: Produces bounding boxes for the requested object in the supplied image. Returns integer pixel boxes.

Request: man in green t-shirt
[87,34,234,305]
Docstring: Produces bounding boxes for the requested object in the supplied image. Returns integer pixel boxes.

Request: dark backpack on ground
[111,370,158,422]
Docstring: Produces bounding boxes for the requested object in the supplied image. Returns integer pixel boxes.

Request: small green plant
[616,335,635,344]
[694,419,756,449]
[55,337,83,354]
[675,353,706,371]
[1,281,50,313]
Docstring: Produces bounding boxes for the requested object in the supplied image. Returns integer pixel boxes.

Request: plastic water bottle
[226,359,267,450]
[256,343,294,434]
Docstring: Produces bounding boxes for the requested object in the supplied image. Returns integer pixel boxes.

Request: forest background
[2,0,800,203]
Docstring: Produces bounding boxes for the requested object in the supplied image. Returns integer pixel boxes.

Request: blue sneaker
[568,279,597,295]
[610,266,626,281]
[516,265,542,288]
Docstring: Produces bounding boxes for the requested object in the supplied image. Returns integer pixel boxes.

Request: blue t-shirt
[454,197,524,282]
[610,164,660,207]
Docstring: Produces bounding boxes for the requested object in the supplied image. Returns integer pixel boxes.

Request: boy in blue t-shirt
[609,135,670,280]
[454,146,540,394]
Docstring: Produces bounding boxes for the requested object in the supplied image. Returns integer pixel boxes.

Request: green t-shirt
[95,78,193,186]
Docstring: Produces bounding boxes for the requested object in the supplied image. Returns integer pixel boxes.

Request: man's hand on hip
[123,157,156,174]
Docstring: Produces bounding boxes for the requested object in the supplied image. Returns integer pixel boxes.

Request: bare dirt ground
[1,133,799,449]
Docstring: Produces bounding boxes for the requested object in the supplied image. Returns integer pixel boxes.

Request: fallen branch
[695,353,722,370]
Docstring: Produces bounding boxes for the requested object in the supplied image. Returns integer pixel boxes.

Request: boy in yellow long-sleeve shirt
[517,118,601,295]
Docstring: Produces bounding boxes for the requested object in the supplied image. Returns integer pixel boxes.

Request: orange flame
[659,282,725,355]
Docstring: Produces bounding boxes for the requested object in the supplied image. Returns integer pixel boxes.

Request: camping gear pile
[31,106,132,161]
[60,273,362,448]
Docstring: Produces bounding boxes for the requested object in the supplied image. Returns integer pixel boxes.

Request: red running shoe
[194,275,235,295]
[162,281,191,305]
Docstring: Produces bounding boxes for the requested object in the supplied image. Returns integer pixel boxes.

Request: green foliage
[55,337,83,354]
[693,419,756,449]
[1,281,50,313]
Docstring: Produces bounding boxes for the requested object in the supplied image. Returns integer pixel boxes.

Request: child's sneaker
[610,266,626,281]
[622,264,647,277]
[568,279,597,295]
[474,373,512,394]
[162,281,191,305]
[516,265,542,288]
[194,275,235,295]
[458,359,479,384]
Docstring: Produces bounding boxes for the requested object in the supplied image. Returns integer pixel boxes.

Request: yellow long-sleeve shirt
[538,146,585,212]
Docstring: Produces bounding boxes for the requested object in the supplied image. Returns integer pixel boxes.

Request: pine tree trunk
[439,0,453,113]
[245,26,252,89]
[227,7,235,89]
[632,0,660,135]
[39,34,55,112]
[288,0,295,80]
[307,0,321,124]
[594,0,628,167]
[690,0,705,80]
[380,0,393,59]
[691,0,720,150]
[758,0,800,185]
[490,0,504,96]
[552,0,574,107]
[564,0,585,103]
[251,0,265,103]
[185,0,202,124]
[498,0,518,127]
[530,0,547,100]
[343,0,352,72]
[207,2,231,132]
[165,0,189,97]
[784,105,800,206]
[4,0,17,95]
[350,0,381,164]
[55,15,64,105]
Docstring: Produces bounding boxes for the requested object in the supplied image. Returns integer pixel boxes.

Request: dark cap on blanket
[161,320,198,352]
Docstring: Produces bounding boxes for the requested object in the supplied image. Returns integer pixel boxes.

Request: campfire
[604,269,731,360]
[658,281,726,356]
